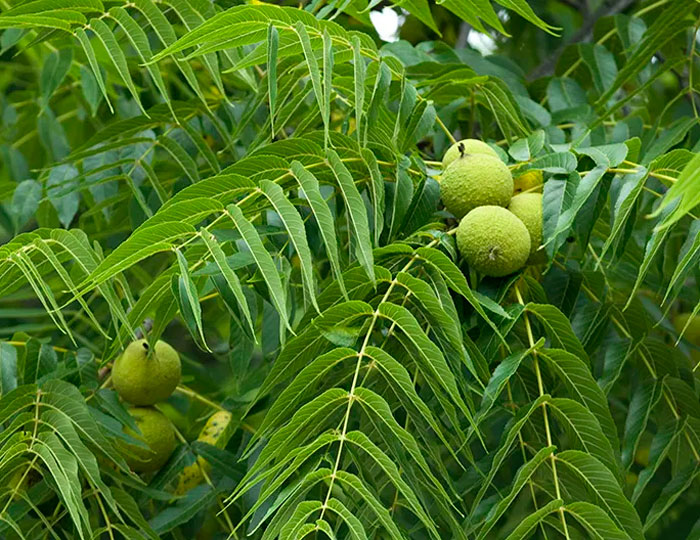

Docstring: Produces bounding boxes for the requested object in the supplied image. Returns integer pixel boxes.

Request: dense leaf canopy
[0,0,698,538]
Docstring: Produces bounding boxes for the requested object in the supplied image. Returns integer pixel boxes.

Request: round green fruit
[508,193,543,257]
[442,138,499,168]
[119,407,176,473]
[513,170,543,193]
[440,154,514,219]
[112,339,181,406]
[456,206,530,277]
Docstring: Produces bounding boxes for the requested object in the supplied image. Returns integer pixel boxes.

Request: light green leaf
[503,499,563,540]
[563,502,631,540]
[89,18,145,114]
[345,430,439,538]
[74,28,112,113]
[33,432,89,539]
[164,173,255,209]
[395,0,439,33]
[596,0,695,106]
[494,0,558,34]
[334,470,404,540]
[476,342,541,424]
[623,199,677,310]
[557,450,644,540]
[471,395,549,513]
[477,446,555,539]
[414,247,502,338]
[255,301,372,398]
[651,151,700,230]
[158,136,199,183]
[267,24,278,136]
[226,204,291,332]
[579,44,618,96]
[295,22,325,127]
[377,302,477,434]
[260,179,318,312]
[131,0,210,109]
[291,161,346,298]
[643,462,700,532]
[39,48,72,106]
[622,379,663,471]
[200,230,255,336]
[353,387,455,511]
[539,348,619,452]
[0,12,85,31]
[11,179,42,230]
[364,345,458,457]
[326,149,375,282]
[322,29,332,149]
[599,167,648,260]
[325,499,367,540]
[180,121,219,174]
[256,348,357,441]
[551,166,606,239]
[508,130,545,162]
[663,220,700,306]
[361,149,384,245]
[173,249,209,351]
[0,343,18,396]
[548,397,619,476]
[280,500,324,540]
[526,303,588,362]
[149,485,216,534]
[352,36,365,144]
[46,164,79,228]
[243,388,348,480]
[631,418,683,503]
[438,0,504,35]
[82,222,196,290]
[108,7,173,118]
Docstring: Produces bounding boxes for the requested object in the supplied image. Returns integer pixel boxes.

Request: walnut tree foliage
[0,0,699,538]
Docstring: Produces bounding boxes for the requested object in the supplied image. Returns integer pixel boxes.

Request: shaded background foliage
[0,0,698,538]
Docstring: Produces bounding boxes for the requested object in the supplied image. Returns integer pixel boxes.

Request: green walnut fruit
[456,206,530,277]
[440,154,514,219]
[442,138,499,168]
[112,339,181,406]
[513,170,543,194]
[119,407,176,473]
[508,193,543,257]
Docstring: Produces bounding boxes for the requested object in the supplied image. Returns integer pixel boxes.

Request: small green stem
[176,385,225,411]
[435,115,456,144]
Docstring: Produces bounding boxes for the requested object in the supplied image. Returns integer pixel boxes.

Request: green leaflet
[476,446,555,539]
[290,161,347,297]
[326,148,375,283]
[557,450,644,540]
[259,179,318,312]
[75,28,112,113]
[225,203,291,332]
[80,222,197,291]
